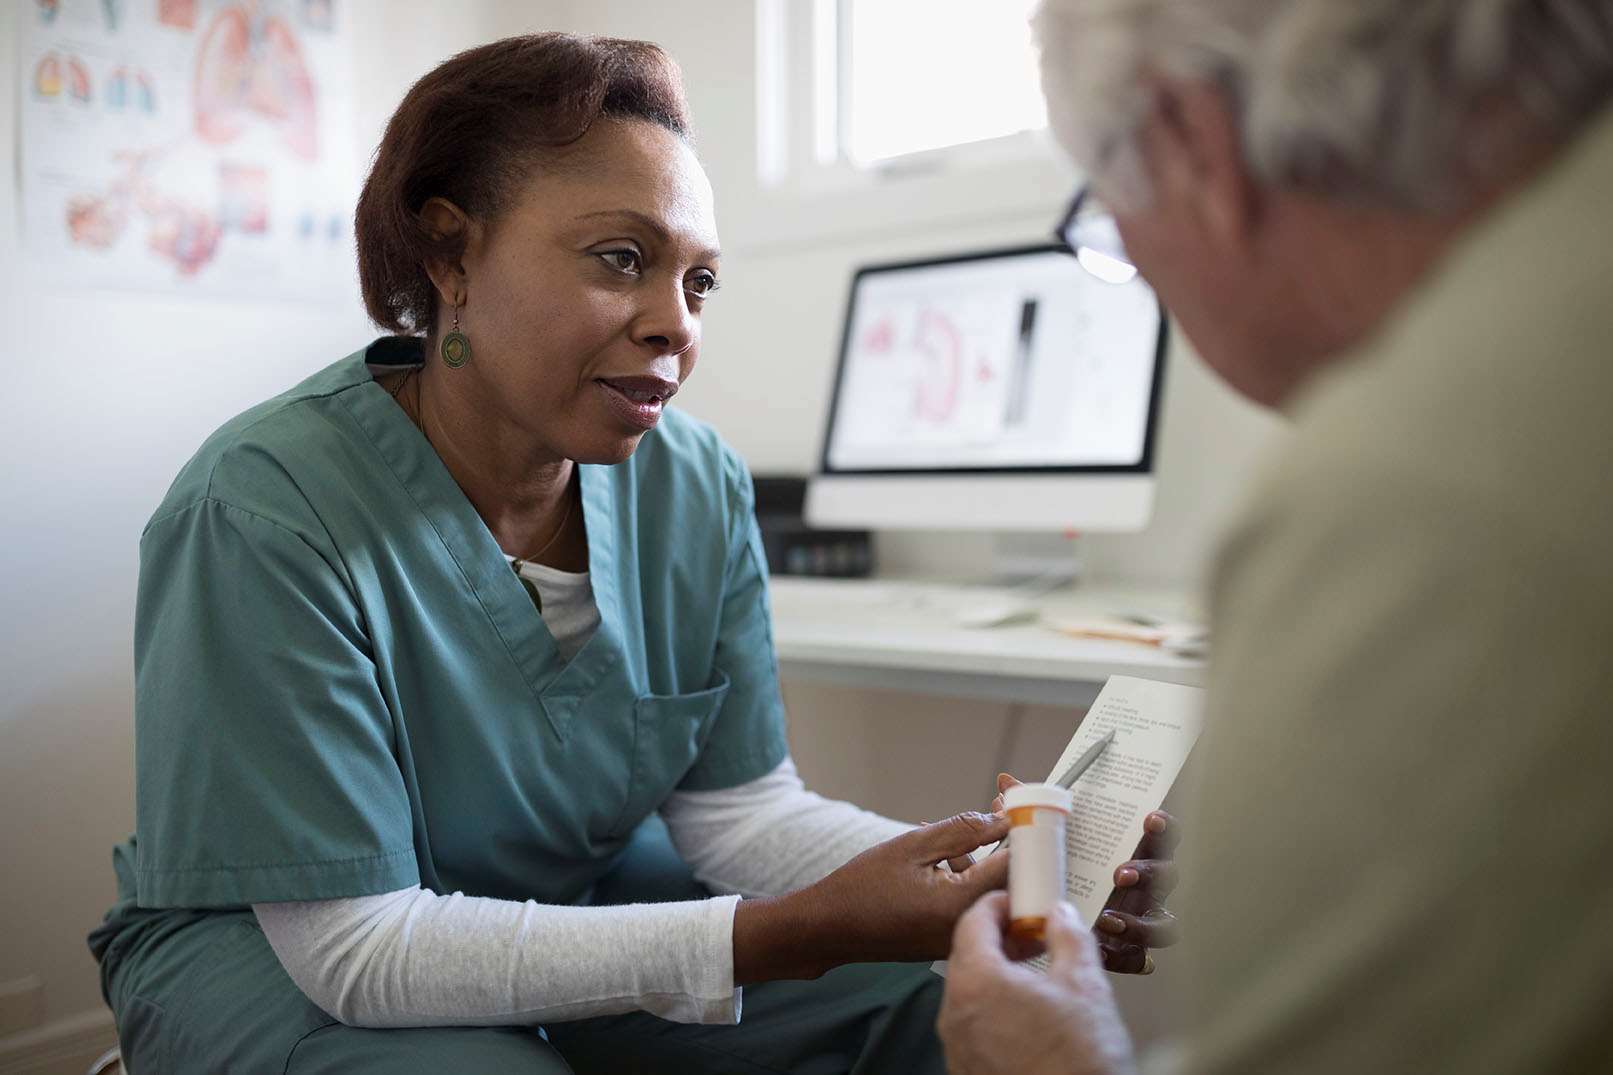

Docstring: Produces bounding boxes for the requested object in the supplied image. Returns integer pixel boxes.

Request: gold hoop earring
[441,304,471,369]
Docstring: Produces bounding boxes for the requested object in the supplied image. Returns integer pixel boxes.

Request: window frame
[756,0,1066,197]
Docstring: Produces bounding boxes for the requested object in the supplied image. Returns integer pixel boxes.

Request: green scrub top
[121,337,789,909]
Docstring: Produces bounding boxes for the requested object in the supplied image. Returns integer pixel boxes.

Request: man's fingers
[1131,810,1181,862]
[1096,908,1182,950]
[910,812,1012,865]
[945,854,975,873]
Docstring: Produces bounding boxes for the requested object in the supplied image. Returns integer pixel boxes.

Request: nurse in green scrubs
[88,33,1178,1074]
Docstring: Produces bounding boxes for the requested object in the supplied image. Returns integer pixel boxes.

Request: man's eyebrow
[574,209,721,260]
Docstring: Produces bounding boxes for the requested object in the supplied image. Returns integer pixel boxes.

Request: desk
[768,577,1206,708]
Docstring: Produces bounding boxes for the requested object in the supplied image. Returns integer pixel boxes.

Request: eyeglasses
[1054,184,1138,285]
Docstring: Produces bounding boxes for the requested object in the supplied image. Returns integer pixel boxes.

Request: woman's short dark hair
[355,33,691,335]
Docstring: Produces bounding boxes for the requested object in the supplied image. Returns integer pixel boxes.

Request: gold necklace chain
[513,478,576,568]
[387,368,577,568]
[387,368,414,401]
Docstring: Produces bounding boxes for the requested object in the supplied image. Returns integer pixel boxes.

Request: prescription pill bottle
[1004,783,1073,942]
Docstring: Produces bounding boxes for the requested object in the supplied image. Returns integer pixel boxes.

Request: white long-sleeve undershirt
[253,758,913,1029]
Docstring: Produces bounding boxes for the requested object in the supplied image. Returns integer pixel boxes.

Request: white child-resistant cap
[1003,782,1073,813]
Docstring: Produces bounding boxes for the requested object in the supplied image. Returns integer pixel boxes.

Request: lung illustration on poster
[20,0,357,300]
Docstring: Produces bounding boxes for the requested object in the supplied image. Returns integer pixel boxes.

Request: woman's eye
[599,249,642,274]
[685,272,720,298]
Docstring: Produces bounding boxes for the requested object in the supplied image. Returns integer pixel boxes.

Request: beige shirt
[1175,109,1613,1072]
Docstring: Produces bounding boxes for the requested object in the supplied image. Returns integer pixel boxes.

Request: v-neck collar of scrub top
[347,337,621,743]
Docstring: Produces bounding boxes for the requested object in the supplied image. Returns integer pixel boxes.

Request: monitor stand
[869,530,1085,589]
[988,532,1084,589]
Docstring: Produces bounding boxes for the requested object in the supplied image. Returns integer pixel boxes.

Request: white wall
[0,1,525,1055]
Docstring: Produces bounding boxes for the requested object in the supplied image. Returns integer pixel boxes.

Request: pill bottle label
[1007,805,1067,931]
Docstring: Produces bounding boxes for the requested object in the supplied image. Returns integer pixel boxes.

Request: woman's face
[439,116,722,465]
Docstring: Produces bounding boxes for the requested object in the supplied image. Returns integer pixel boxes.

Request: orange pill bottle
[1004,783,1073,942]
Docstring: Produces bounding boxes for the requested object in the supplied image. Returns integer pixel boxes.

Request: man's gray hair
[1035,0,1613,211]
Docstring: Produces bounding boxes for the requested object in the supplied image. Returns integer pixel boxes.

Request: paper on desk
[1043,615,1209,658]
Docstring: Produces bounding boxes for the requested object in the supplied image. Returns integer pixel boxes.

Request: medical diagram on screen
[825,251,1160,472]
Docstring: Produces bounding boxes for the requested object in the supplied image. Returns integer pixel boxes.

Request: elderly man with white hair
[939,1,1613,1073]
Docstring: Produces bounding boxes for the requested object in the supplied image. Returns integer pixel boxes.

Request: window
[842,0,1046,166]
[759,0,1051,185]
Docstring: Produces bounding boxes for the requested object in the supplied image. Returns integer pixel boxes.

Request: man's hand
[993,774,1181,974]
[938,892,1136,1075]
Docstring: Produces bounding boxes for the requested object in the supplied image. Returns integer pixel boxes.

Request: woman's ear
[419,196,475,308]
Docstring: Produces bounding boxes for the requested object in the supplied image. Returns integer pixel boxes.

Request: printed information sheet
[1027,676,1203,966]
[935,675,1203,977]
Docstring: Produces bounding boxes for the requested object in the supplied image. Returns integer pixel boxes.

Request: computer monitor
[806,243,1169,533]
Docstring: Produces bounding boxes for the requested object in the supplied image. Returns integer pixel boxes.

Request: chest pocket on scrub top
[607,670,731,839]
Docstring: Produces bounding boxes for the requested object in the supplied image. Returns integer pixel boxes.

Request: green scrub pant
[92,820,946,1074]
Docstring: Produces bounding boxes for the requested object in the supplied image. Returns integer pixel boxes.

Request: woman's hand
[1095,809,1180,974]
[733,812,1010,984]
[992,774,1181,975]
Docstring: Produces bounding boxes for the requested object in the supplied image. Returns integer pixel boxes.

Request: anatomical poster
[18,0,357,301]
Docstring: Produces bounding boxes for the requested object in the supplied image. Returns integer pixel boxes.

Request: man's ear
[1143,78,1261,258]
[419,196,475,308]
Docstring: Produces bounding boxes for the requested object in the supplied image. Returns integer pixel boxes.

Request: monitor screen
[821,245,1166,474]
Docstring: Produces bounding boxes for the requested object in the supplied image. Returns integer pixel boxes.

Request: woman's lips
[595,376,675,432]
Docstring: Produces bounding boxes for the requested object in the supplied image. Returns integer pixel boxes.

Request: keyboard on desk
[768,578,1048,629]
[768,577,1209,653]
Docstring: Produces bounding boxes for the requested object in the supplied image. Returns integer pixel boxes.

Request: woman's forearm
[255,886,742,1028]
[731,887,858,985]
[661,758,913,898]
